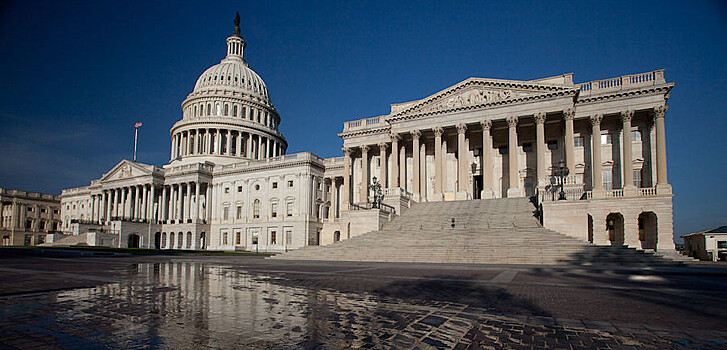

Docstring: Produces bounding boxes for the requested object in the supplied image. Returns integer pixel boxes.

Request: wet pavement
[0,252,726,349]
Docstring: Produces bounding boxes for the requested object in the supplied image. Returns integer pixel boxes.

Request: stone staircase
[270,198,684,266]
[41,233,89,247]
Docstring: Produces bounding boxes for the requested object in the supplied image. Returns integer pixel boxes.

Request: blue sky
[1,0,725,239]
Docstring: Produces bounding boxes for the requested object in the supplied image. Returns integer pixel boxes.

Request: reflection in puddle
[0,262,478,349]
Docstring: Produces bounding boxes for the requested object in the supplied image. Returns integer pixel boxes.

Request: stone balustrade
[578,69,665,96]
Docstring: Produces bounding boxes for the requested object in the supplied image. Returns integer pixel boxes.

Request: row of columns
[185,102,276,130]
[171,128,283,160]
[340,106,670,204]
[90,182,212,224]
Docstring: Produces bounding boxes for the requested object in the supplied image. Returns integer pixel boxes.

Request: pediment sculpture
[420,88,520,113]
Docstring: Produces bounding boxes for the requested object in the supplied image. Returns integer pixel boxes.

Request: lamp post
[369,176,382,208]
[553,159,570,200]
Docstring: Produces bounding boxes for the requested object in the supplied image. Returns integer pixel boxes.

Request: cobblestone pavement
[0,253,725,349]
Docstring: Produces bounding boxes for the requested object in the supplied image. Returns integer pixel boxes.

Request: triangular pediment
[390,77,577,118]
[100,160,154,182]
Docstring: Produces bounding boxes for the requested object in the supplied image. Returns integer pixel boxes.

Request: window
[631,130,642,141]
[235,231,241,245]
[603,171,613,191]
[224,104,229,116]
[224,187,230,194]
[72,205,76,210]
[53,210,58,214]
[718,241,727,249]
[574,136,584,147]
[272,182,278,189]
[601,133,612,145]
[498,146,507,155]
[285,229,293,245]
[286,200,293,217]
[233,105,238,117]
[287,180,294,187]
[40,208,46,213]
[253,199,260,219]
[547,140,558,150]
[252,231,258,245]
[222,231,228,245]
[236,206,242,220]
[522,143,532,152]
[271,203,278,218]
[237,186,242,193]
[28,207,34,212]
[633,169,642,188]
[255,184,260,190]
[270,231,277,245]
[223,206,229,220]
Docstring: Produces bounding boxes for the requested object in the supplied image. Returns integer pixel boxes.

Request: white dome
[192,59,270,102]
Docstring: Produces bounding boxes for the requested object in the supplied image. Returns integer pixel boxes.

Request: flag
[135,122,142,128]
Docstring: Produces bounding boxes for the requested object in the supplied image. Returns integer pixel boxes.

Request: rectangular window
[272,182,278,189]
[53,210,59,214]
[718,241,727,249]
[40,208,46,213]
[288,180,294,187]
[603,171,613,191]
[271,203,278,218]
[222,232,228,245]
[286,201,293,217]
[285,229,293,245]
[237,186,242,192]
[574,136,584,147]
[28,207,33,212]
[601,134,612,145]
[547,140,558,150]
[235,232,241,245]
[270,231,277,245]
[631,130,642,141]
[522,143,532,152]
[633,169,642,188]
[252,231,258,245]
[498,146,507,155]
[223,207,229,220]
[224,187,230,194]
[236,206,242,220]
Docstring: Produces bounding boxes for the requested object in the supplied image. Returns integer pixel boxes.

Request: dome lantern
[226,12,246,61]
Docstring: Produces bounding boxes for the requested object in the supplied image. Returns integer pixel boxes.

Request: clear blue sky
[1,0,725,240]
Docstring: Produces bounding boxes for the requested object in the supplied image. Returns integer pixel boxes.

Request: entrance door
[154,232,161,249]
[128,234,140,248]
[473,175,483,199]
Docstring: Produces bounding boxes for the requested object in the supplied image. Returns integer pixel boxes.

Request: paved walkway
[0,251,725,349]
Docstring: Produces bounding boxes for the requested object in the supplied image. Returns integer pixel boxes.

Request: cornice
[338,126,391,139]
[575,83,674,105]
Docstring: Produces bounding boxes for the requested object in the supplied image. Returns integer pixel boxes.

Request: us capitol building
[54,16,675,253]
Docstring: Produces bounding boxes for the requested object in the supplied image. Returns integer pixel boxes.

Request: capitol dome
[169,13,287,166]
[192,57,270,102]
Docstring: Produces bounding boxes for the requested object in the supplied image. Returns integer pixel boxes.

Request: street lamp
[369,176,382,208]
[553,159,570,200]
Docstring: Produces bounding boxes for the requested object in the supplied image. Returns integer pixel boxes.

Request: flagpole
[133,127,138,162]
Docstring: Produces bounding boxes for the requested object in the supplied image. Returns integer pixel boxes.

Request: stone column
[226,129,232,155]
[141,185,148,221]
[419,138,427,201]
[195,182,201,221]
[506,116,521,197]
[480,120,493,198]
[171,134,176,160]
[534,112,547,183]
[390,133,400,188]
[399,143,406,192]
[161,186,167,221]
[149,185,156,222]
[105,191,111,221]
[360,145,369,203]
[187,182,193,222]
[378,142,388,188]
[237,132,242,156]
[590,114,605,197]
[109,190,115,219]
[456,123,468,194]
[563,108,576,175]
[205,183,212,221]
[411,130,421,198]
[433,127,443,199]
[621,110,636,195]
[247,133,253,158]
[653,106,670,193]
[342,148,351,207]
[330,178,338,221]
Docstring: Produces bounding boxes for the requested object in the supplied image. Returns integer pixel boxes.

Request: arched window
[193,105,197,117]
[256,109,260,123]
[224,104,229,116]
[233,105,238,117]
[253,199,260,219]
[207,104,211,116]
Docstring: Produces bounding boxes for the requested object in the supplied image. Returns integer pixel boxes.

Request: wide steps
[271,198,682,266]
